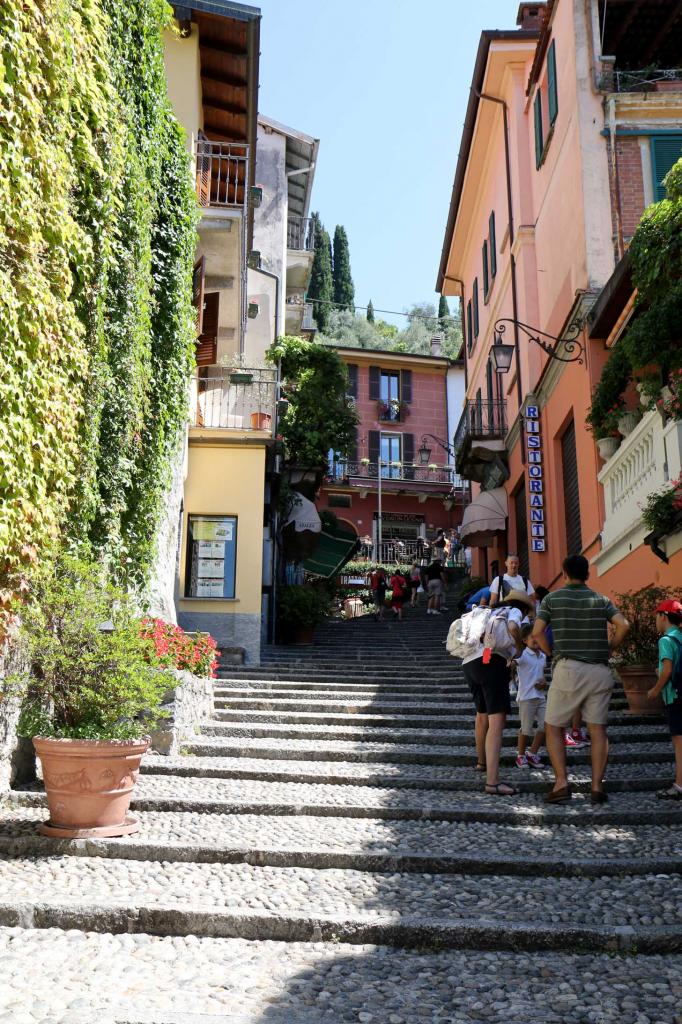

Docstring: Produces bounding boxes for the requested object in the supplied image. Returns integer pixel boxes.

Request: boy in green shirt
[647,599,682,800]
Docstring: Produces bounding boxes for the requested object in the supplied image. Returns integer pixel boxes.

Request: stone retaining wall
[150,669,214,756]
[0,645,34,794]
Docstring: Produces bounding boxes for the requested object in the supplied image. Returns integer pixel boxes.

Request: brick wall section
[615,137,646,240]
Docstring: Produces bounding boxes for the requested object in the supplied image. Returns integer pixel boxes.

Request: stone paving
[2,608,682,1021]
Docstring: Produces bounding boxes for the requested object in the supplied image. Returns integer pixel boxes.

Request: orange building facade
[437,0,682,596]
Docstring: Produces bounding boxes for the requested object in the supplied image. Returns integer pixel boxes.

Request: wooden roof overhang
[598,0,682,69]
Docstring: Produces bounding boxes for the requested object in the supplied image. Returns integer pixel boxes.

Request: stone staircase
[1,607,682,1023]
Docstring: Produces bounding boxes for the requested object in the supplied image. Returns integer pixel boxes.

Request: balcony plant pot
[616,666,664,716]
[596,436,620,461]
[33,737,149,838]
[250,411,272,430]
[617,411,640,437]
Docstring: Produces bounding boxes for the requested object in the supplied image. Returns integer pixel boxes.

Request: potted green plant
[612,586,674,714]
[277,584,332,645]
[8,557,171,838]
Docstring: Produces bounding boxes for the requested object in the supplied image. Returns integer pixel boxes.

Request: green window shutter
[651,135,682,201]
[466,300,473,352]
[473,278,479,337]
[547,40,558,126]
[489,211,497,277]
[534,91,544,169]
[482,240,489,296]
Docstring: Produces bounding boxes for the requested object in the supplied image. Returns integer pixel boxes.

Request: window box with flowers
[377,399,409,422]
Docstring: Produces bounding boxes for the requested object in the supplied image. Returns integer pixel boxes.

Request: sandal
[485,781,518,796]
[544,786,572,804]
[657,784,682,801]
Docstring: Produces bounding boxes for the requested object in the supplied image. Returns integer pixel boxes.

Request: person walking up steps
[489,553,535,608]
[513,623,547,769]
[390,568,408,621]
[532,555,630,805]
[647,599,682,800]
[424,558,447,616]
[370,567,387,622]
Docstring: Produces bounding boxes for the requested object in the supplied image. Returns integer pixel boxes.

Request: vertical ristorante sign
[525,401,546,553]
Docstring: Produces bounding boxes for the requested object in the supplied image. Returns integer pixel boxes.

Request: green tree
[332,225,355,312]
[307,212,333,332]
[367,299,375,323]
[438,294,450,324]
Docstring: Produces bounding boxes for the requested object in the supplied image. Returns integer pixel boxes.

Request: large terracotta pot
[616,665,664,716]
[33,736,149,839]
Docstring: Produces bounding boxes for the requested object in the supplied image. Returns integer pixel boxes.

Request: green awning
[301,524,359,578]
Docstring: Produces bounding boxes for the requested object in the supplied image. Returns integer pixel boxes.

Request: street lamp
[419,433,457,461]
[492,313,585,369]
[490,340,515,374]
[418,441,432,465]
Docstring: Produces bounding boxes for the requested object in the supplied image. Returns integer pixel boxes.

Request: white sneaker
[431,609,442,615]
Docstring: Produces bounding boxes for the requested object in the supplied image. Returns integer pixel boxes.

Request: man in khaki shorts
[532,554,630,805]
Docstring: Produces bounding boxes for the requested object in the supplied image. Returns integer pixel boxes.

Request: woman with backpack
[460,589,534,796]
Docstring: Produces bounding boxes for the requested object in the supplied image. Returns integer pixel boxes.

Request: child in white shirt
[514,623,547,769]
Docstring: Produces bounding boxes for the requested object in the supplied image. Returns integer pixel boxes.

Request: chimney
[430,335,443,358]
[516,3,546,30]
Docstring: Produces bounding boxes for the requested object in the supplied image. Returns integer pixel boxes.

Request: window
[346,363,358,399]
[380,370,400,403]
[651,135,682,201]
[185,515,237,598]
[489,211,497,278]
[466,300,473,352]
[473,278,479,337]
[534,91,544,169]
[561,419,582,556]
[482,239,489,297]
[380,433,401,478]
[547,40,558,126]
[328,493,352,508]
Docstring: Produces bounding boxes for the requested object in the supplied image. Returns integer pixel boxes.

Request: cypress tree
[332,225,355,312]
[438,294,450,326]
[367,299,375,323]
[307,212,333,332]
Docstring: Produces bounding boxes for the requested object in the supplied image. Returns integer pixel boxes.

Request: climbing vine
[0,0,197,606]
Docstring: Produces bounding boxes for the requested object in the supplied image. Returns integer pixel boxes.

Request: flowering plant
[140,618,220,678]
[657,368,682,421]
[640,475,682,537]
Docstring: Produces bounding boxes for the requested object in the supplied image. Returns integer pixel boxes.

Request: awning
[301,523,359,578]
[459,487,508,547]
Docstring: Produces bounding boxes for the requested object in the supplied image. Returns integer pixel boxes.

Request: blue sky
[255,0,515,327]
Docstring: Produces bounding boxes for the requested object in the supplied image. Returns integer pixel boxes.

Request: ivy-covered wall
[0,0,197,606]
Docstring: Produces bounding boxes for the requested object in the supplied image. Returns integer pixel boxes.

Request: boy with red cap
[647,598,682,800]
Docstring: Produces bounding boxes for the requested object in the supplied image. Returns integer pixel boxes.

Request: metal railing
[191,370,277,430]
[195,140,249,209]
[287,216,315,251]
[350,541,469,567]
[453,399,507,458]
[599,67,682,93]
[327,460,470,496]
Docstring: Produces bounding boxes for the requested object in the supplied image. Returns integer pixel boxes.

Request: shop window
[185,515,237,598]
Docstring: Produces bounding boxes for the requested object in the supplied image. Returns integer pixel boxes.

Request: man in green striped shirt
[532,555,630,806]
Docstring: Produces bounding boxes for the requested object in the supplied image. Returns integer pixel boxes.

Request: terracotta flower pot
[33,736,149,839]
[250,411,272,431]
[616,665,664,716]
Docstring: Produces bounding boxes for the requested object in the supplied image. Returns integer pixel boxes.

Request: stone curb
[0,899,679,953]
[0,834,680,877]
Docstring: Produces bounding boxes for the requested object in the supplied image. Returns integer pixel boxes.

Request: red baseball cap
[656,599,682,614]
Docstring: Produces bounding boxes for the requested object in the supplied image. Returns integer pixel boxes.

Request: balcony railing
[326,460,470,497]
[454,399,507,458]
[345,541,469,568]
[599,66,682,94]
[287,216,314,251]
[195,140,249,209]
[191,370,277,430]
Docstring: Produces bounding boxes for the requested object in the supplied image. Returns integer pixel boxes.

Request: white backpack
[482,607,518,659]
[447,605,492,658]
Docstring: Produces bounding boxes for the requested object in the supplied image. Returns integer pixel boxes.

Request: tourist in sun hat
[647,598,682,800]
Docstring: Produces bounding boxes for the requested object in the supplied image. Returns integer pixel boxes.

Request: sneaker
[526,752,544,768]
[431,610,442,615]
[515,754,528,768]
[564,731,582,748]
[440,606,449,612]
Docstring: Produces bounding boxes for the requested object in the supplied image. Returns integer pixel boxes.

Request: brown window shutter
[403,433,415,479]
[192,256,205,334]
[400,369,413,404]
[562,419,582,555]
[347,363,358,399]
[369,366,380,401]
[368,430,380,464]
[196,292,219,366]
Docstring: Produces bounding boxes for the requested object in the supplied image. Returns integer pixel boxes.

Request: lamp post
[418,434,457,462]
[492,314,585,368]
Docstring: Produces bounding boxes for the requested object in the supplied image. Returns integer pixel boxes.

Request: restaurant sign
[525,401,546,553]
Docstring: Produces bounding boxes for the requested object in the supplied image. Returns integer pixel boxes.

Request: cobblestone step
[2,805,682,878]
[2,927,680,1024]
[142,753,677,792]
[11,778,682,826]
[0,855,680,952]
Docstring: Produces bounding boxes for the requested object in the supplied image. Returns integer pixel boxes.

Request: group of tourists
[459,553,682,803]
[369,551,451,623]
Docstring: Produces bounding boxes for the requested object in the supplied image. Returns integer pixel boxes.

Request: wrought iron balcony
[453,399,507,480]
[599,66,682,94]
[326,459,470,500]
[287,216,314,251]
[195,140,249,209]
[191,370,276,431]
